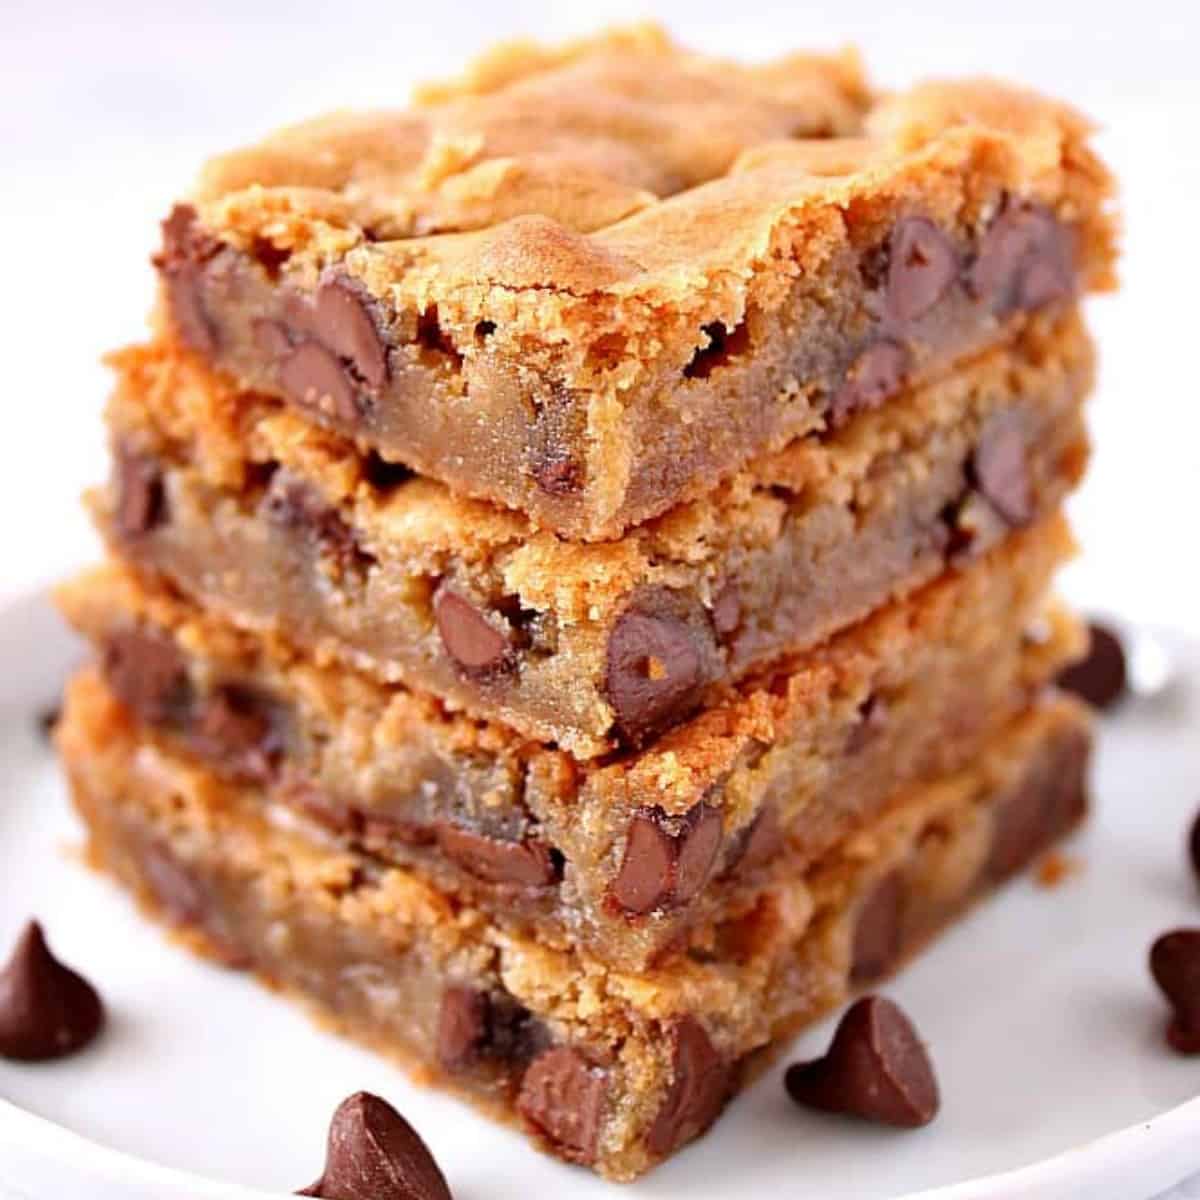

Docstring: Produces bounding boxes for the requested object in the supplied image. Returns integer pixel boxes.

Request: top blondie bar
[155,24,1117,539]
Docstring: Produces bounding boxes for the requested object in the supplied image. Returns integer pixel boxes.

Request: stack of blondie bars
[54,27,1117,1180]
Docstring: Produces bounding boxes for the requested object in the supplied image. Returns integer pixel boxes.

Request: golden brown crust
[59,666,1091,1179]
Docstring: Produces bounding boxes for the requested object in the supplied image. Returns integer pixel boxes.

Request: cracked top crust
[184,24,1116,372]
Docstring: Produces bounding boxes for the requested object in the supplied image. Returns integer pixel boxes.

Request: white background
[0,2,1198,1196]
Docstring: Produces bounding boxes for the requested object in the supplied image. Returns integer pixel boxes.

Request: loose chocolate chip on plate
[435,823,561,888]
[0,921,104,1061]
[646,1016,732,1156]
[884,217,959,326]
[850,870,905,984]
[297,1091,452,1200]
[611,803,723,915]
[1188,810,1200,886]
[604,590,714,745]
[433,587,514,676]
[785,995,939,1128]
[517,1046,607,1165]
[829,340,910,429]
[1056,622,1128,711]
[1150,930,1200,1054]
[971,411,1033,526]
[102,629,190,726]
[114,444,167,538]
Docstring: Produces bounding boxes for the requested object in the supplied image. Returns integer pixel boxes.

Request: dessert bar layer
[59,673,1091,1180]
[59,516,1080,971]
[154,27,1116,539]
[98,315,1090,755]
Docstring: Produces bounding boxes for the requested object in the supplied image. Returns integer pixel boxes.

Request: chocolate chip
[1056,622,1127,711]
[154,204,222,354]
[971,410,1033,526]
[435,823,561,888]
[884,218,959,326]
[102,629,190,726]
[968,202,1074,314]
[279,340,364,426]
[0,921,104,1061]
[263,474,373,580]
[829,340,910,429]
[486,994,550,1066]
[987,727,1089,880]
[114,444,167,538]
[611,803,723,915]
[314,276,389,389]
[188,685,282,783]
[784,995,939,1127]
[1188,809,1200,887]
[433,587,514,676]
[436,988,546,1073]
[437,987,489,1072]
[850,871,905,984]
[673,805,724,905]
[141,842,250,968]
[604,589,714,745]
[296,1091,452,1200]
[1150,930,1200,1054]
[517,1047,607,1165]
[646,1016,732,1156]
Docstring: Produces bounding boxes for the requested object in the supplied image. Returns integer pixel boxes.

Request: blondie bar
[154,27,1116,538]
[59,671,1090,1179]
[98,315,1089,754]
[59,516,1079,970]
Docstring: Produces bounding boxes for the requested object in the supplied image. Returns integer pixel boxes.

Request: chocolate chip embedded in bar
[58,665,1091,1180]
[98,314,1093,757]
[59,515,1083,973]
[153,28,1116,539]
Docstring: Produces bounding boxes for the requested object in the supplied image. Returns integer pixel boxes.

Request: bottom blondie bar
[58,671,1089,1180]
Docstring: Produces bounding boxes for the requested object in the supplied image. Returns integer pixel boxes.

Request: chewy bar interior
[59,669,1092,1181]
[98,313,1091,755]
[58,516,1079,972]
[153,26,1116,539]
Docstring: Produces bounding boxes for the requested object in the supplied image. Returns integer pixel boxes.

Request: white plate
[1,591,1199,1200]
